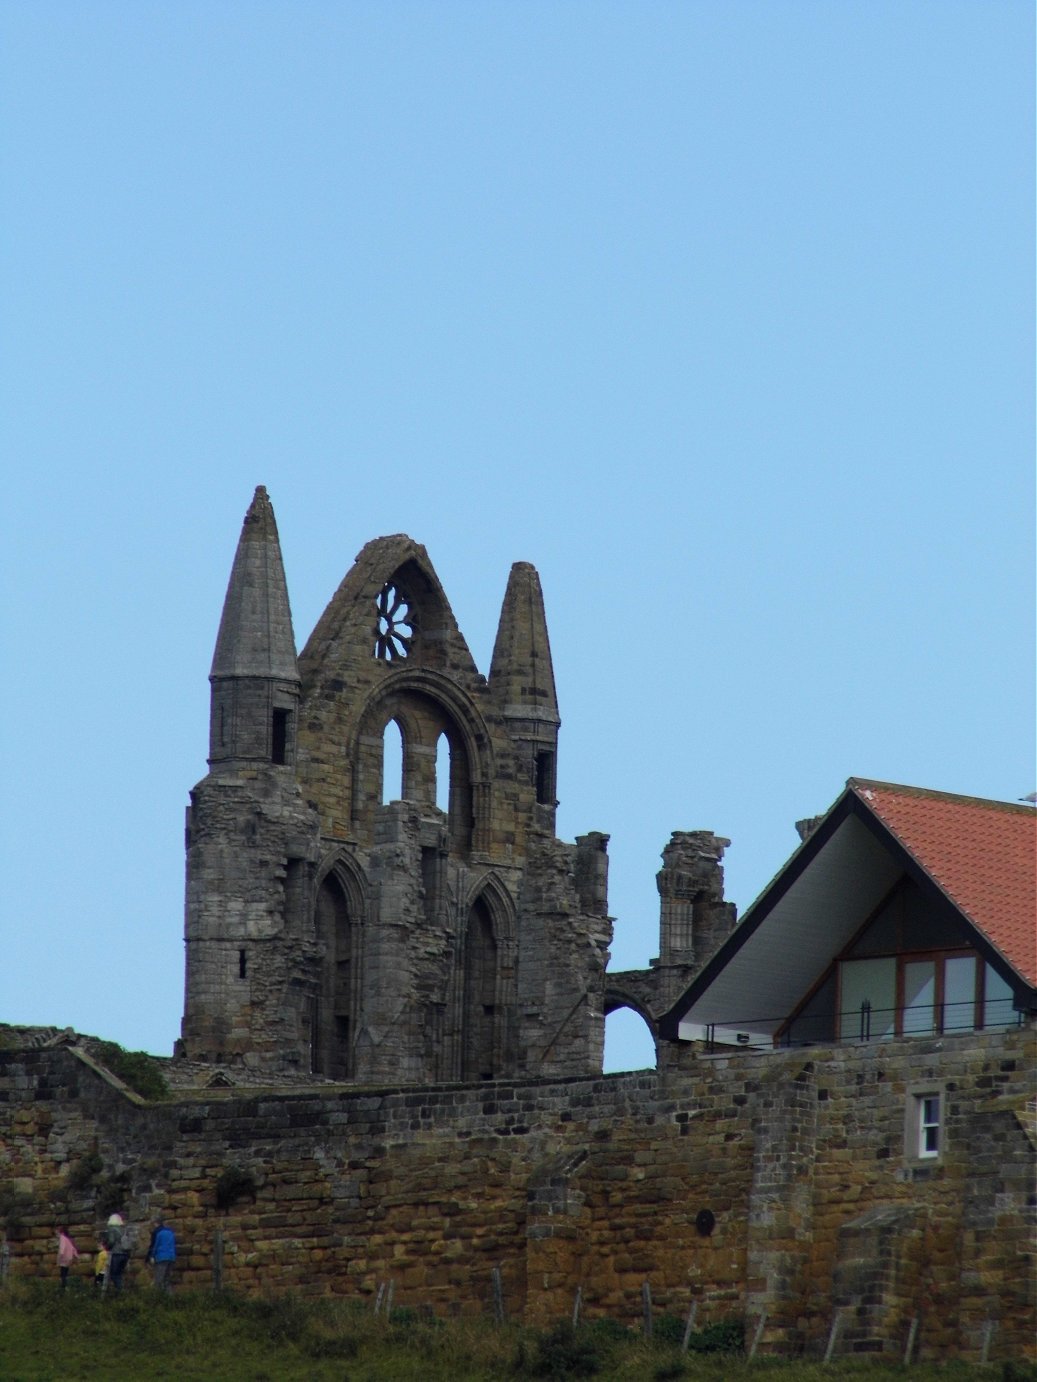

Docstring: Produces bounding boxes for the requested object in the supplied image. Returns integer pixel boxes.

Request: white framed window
[905,1085,945,1163]
[917,1094,940,1157]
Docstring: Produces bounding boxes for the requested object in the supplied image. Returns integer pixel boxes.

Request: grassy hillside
[0,1280,1029,1380]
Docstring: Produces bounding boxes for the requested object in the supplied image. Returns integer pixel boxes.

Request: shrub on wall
[66,1151,104,1194]
[96,1171,131,1218]
[91,1041,168,1101]
[215,1165,258,1211]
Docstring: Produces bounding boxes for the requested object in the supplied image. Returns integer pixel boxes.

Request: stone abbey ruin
[1,487,1033,1365]
[180,485,734,1084]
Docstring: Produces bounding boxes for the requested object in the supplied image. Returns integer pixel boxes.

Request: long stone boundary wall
[1,1028,1033,1363]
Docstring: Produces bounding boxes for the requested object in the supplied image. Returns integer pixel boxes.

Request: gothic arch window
[461,897,498,1081]
[313,872,358,1079]
[381,718,404,804]
[354,680,490,854]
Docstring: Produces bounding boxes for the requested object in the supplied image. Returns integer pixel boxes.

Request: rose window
[373,583,413,661]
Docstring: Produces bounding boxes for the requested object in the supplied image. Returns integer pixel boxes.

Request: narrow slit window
[238,948,247,979]
[271,708,290,765]
[535,751,554,806]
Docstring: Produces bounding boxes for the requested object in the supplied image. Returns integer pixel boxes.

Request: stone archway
[603,992,658,1073]
[312,858,366,1079]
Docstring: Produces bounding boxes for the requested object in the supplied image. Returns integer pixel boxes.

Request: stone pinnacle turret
[489,561,560,820]
[183,484,321,1068]
[211,485,299,681]
[488,562,559,722]
[208,486,301,768]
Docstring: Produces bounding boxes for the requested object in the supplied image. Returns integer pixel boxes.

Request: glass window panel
[840,958,896,1041]
[983,964,1016,1029]
[943,955,977,1031]
[902,960,936,1035]
[918,1094,941,1157]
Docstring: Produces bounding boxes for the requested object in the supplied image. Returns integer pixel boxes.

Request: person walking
[105,1213,131,1293]
[56,1227,79,1289]
[93,1238,110,1290]
[144,1219,176,1293]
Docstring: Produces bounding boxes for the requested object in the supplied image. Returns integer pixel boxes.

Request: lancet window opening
[313,871,358,1080]
[461,897,498,1081]
[381,718,405,804]
[435,732,451,814]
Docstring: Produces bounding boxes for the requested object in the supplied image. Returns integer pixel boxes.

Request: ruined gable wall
[1,1030,1032,1363]
[288,539,610,1083]
[296,540,520,852]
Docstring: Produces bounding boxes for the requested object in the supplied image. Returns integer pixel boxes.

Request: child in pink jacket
[56,1227,79,1289]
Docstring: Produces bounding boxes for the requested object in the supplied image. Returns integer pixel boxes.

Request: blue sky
[2,2,1033,1072]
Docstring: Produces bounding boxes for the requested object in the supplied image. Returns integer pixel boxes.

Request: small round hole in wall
[695,1208,716,1237]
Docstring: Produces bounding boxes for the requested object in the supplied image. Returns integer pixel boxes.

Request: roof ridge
[848,778,1034,816]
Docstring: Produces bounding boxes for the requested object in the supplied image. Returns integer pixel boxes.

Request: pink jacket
[57,1232,79,1267]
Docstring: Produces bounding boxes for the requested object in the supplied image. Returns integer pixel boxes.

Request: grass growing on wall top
[0,1281,1027,1380]
[89,1040,169,1101]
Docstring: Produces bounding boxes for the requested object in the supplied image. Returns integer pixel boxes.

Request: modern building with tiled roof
[660,778,1037,1049]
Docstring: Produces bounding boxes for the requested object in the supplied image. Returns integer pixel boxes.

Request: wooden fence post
[903,1315,920,1364]
[212,1229,224,1293]
[681,1300,698,1353]
[641,1280,653,1339]
[749,1311,767,1360]
[980,1320,996,1365]
[492,1266,505,1325]
[823,1311,843,1364]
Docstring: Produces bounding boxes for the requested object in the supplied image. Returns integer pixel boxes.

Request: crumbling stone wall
[1,1028,1032,1364]
[606,830,738,1041]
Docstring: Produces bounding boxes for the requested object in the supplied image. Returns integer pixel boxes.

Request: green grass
[0,1281,1030,1381]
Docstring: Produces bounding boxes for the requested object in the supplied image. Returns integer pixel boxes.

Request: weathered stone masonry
[179,488,733,1085]
[1,1027,1032,1362]
[6,489,1032,1368]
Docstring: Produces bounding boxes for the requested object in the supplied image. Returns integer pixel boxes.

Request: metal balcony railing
[698,998,1023,1053]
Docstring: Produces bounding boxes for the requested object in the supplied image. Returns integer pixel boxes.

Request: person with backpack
[105,1213,131,1292]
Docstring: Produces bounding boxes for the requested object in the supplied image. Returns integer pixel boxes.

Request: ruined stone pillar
[657,831,736,967]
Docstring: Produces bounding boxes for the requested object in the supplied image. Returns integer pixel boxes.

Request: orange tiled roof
[850,779,1037,986]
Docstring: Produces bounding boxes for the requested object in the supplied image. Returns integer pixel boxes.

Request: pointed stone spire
[489,562,559,724]
[208,486,300,767]
[490,562,560,818]
[211,486,299,680]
